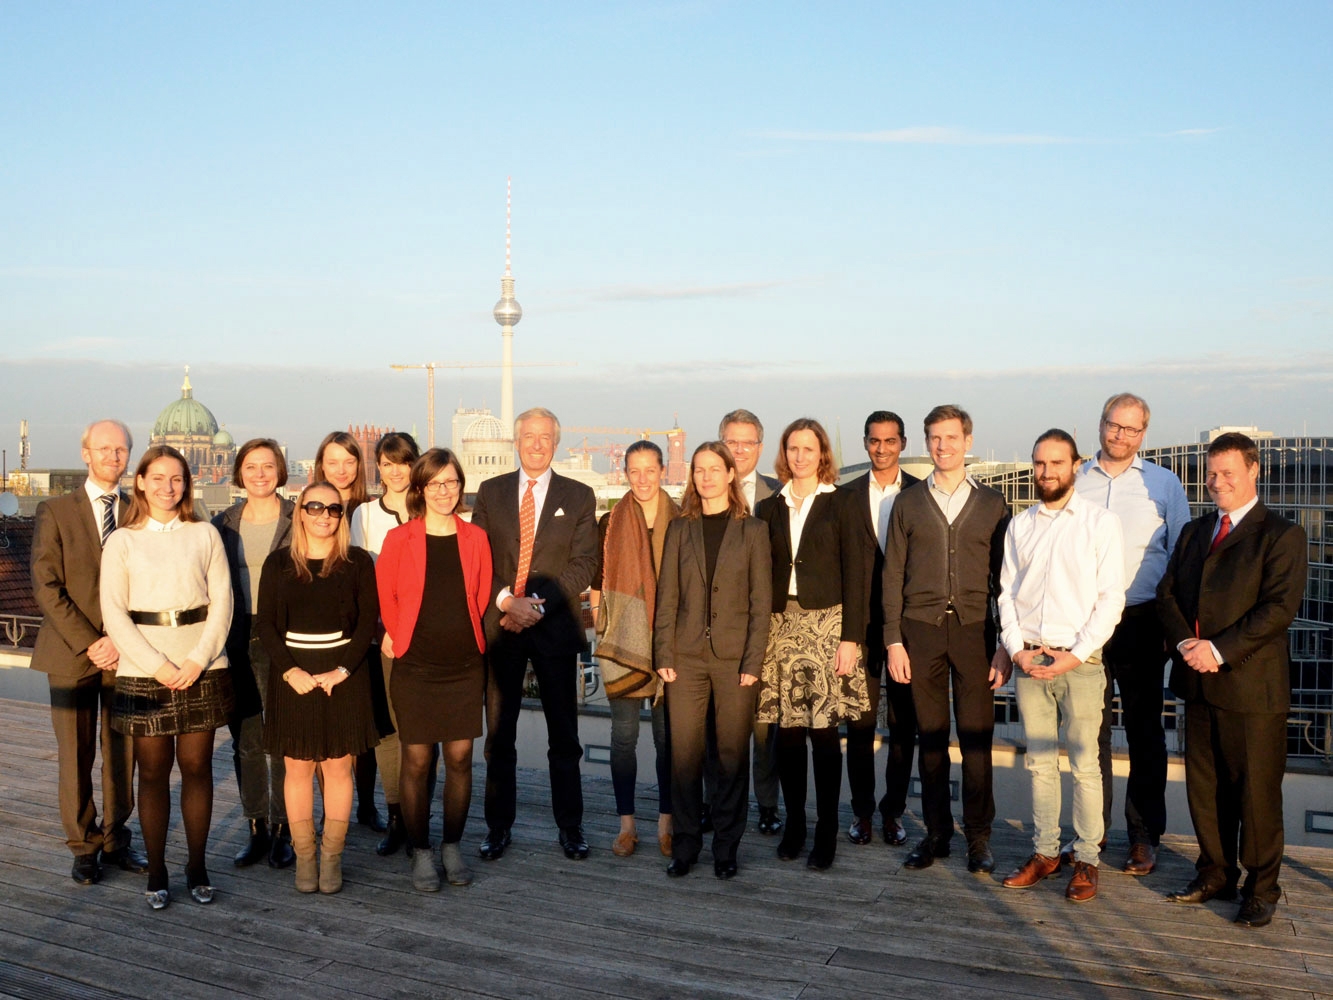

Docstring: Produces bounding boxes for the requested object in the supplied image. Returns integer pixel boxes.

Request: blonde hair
[289,482,351,582]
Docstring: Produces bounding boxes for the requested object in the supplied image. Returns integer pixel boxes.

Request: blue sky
[3,2,1331,468]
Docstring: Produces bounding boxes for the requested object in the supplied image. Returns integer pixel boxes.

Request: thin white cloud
[752,126,1077,146]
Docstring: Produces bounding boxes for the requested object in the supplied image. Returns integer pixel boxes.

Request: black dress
[391,533,485,743]
[257,547,385,761]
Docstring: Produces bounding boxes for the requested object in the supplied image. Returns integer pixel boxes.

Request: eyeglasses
[301,501,345,518]
[423,480,462,494]
[723,439,760,451]
[90,447,129,457]
[1103,420,1145,439]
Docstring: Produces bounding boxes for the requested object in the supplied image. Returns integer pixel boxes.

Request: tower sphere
[493,294,522,327]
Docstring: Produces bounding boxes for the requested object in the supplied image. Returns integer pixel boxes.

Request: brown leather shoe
[659,832,672,858]
[1066,861,1098,902]
[611,831,638,858]
[1059,837,1107,867]
[1123,842,1157,876]
[1002,852,1062,888]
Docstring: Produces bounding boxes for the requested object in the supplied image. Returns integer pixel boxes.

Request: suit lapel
[688,517,707,588]
[856,476,875,544]
[1211,502,1263,558]
[75,489,105,561]
[535,473,562,543]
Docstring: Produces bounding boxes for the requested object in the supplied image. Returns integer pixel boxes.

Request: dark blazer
[654,515,771,677]
[213,498,296,692]
[1158,501,1307,715]
[471,469,598,653]
[840,469,922,651]
[30,489,129,680]
[756,486,866,643]
[753,473,779,506]
[376,517,492,659]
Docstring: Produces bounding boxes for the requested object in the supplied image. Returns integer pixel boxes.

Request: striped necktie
[99,493,117,546]
[514,479,537,597]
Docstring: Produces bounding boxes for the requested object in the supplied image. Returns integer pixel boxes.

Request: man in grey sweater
[882,405,1011,874]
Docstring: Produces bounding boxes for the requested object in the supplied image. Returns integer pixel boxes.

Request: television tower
[492,177,522,440]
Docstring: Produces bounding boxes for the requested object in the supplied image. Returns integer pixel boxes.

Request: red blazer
[376,517,492,660]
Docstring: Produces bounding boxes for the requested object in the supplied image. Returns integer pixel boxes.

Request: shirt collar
[1037,488,1084,518]
[144,515,182,533]
[83,478,118,503]
[520,467,553,489]
[779,481,836,505]
[1219,495,1259,524]
[926,472,976,492]
[1084,452,1144,478]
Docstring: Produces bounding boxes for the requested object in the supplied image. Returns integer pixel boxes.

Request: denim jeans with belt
[1015,654,1106,865]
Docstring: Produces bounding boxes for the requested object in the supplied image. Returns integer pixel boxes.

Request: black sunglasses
[301,501,345,519]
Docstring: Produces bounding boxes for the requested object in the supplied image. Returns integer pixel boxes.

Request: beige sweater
[100,519,233,679]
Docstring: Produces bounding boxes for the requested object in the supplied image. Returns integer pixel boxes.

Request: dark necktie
[514,479,537,597]
[1208,513,1232,555]
[99,494,116,546]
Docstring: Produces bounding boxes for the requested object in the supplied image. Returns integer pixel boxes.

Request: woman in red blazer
[376,448,492,893]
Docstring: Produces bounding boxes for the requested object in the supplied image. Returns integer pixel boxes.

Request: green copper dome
[152,368,220,438]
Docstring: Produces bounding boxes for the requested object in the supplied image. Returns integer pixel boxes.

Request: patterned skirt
[756,601,869,729]
[112,670,235,737]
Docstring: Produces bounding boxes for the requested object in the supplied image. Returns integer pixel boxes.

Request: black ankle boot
[377,804,406,856]
[268,822,295,868]
[807,821,838,870]
[234,819,270,867]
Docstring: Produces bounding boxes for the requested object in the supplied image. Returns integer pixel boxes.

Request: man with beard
[1000,430,1125,903]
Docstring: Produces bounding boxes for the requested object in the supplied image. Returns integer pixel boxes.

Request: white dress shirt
[496,466,554,610]
[740,471,758,513]
[83,478,120,535]
[780,481,837,596]
[868,470,903,553]
[999,490,1126,663]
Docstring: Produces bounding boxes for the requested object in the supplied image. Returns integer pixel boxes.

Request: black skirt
[112,671,235,737]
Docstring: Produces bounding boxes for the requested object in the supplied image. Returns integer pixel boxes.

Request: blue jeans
[1015,657,1106,865]
[609,696,671,817]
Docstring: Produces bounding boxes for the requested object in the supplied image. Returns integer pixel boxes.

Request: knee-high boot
[776,734,808,860]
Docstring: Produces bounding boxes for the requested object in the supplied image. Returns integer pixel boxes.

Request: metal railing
[0,613,41,648]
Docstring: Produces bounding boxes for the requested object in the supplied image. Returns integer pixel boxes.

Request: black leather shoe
[479,828,511,860]
[757,806,783,836]
[666,858,692,877]
[1235,896,1276,928]
[558,826,590,860]
[699,805,714,834]
[233,819,271,867]
[882,816,908,846]
[268,824,295,868]
[967,839,995,874]
[357,804,386,832]
[376,806,406,857]
[847,816,873,845]
[71,853,102,885]
[904,837,949,870]
[102,846,149,874]
[1168,876,1238,904]
[714,859,738,880]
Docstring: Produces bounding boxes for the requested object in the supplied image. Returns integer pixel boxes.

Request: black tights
[136,731,216,891]
[401,740,472,849]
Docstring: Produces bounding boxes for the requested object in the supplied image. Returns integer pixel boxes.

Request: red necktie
[1208,513,1232,555]
[514,479,537,597]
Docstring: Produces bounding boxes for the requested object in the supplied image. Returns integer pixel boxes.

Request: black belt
[1023,642,1070,652]
[129,606,209,627]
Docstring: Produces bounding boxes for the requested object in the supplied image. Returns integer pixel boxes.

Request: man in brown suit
[30,419,148,884]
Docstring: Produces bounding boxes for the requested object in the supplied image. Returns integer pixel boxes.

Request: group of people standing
[29,394,1307,929]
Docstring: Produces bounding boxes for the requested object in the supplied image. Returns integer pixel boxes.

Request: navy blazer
[1158,500,1306,714]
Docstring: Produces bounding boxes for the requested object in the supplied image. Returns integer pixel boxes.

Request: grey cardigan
[654,515,772,677]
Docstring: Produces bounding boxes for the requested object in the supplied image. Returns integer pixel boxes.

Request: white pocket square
[554,508,566,517]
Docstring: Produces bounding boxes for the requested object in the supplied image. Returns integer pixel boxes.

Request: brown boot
[319,818,349,894]
[289,818,319,893]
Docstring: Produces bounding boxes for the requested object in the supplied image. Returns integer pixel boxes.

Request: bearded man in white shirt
[999,429,1125,903]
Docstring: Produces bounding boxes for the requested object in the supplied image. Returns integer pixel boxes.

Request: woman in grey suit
[654,442,771,879]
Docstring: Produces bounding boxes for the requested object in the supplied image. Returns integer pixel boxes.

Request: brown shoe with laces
[1066,861,1099,903]
[1002,852,1062,888]
[1122,842,1157,876]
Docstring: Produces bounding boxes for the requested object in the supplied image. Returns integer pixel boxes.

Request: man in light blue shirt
[1073,393,1190,876]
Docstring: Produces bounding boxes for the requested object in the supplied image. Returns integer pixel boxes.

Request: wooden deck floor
[1,695,1330,1000]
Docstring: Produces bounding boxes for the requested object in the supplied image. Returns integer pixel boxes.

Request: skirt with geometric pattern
[755,601,869,729]
[112,670,234,737]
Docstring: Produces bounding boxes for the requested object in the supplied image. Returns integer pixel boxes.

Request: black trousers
[902,615,994,844]
[1184,700,1286,903]
[1097,601,1170,845]
[483,633,584,832]
[667,651,757,865]
[846,654,917,821]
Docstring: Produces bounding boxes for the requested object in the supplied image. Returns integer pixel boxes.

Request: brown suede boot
[319,818,349,894]
[289,818,319,893]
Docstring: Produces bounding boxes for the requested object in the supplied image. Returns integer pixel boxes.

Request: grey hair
[718,409,764,441]
[514,407,561,447]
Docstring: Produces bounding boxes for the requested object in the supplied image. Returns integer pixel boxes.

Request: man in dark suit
[473,407,599,860]
[841,410,920,848]
[719,408,783,834]
[1158,431,1307,928]
[30,419,148,884]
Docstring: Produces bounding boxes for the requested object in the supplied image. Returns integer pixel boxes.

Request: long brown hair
[315,431,369,512]
[679,441,748,520]
[773,418,838,485]
[124,446,198,528]
[289,481,351,582]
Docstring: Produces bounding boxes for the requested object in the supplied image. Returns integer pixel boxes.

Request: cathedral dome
[152,368,220,438]
[212,427,234,448]
[464,414,506,442]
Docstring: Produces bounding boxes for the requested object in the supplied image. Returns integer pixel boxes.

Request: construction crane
[563,417,688,484]
[390,361,573,447]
